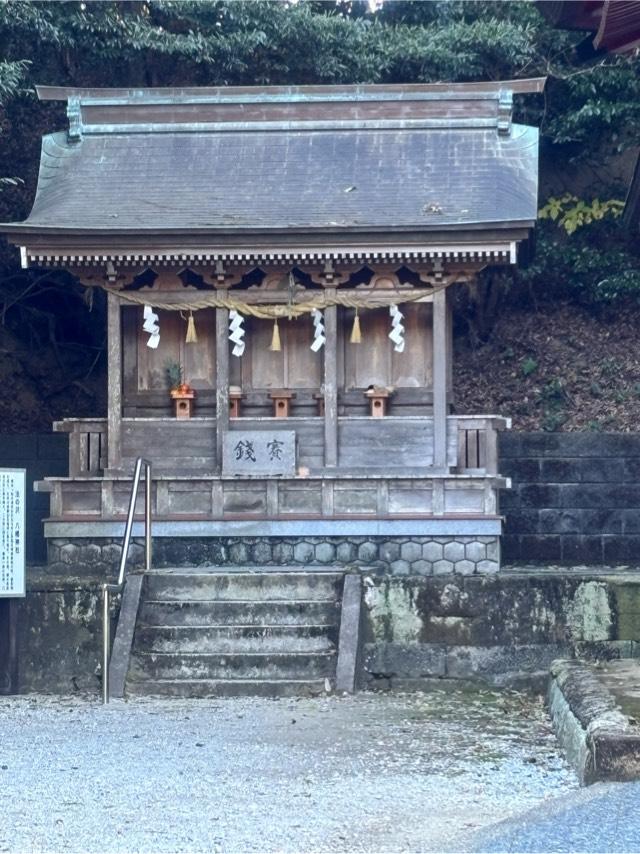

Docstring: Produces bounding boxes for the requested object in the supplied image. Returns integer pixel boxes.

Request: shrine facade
[3,81,542,576]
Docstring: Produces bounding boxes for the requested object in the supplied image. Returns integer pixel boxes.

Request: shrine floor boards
[0,689,576,853]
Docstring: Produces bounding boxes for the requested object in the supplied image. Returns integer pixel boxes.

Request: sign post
[0,468,26,695]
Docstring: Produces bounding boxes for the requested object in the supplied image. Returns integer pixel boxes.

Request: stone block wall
[47,535,501,577]
[500,433,640,564]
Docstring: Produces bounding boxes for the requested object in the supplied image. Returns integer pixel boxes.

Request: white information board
[0,469,25,597]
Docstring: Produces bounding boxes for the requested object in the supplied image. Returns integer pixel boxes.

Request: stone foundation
[12,566,640,693]
[46,535,500,577]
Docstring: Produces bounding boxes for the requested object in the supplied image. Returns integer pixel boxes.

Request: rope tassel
[350,309,362,344]
[269,318,281,352]
[185,311,198,344]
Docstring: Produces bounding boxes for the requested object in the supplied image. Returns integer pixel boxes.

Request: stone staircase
[125,568,344,698]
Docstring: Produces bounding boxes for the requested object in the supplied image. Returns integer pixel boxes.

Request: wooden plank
[321,480,334,516]
[324,302,338,467]
[101,480,115,517]
[88,432,100,474]
[215,308,230,471]
[338,418,434,468]
[484,429,498,475]
[75,431,88,477]
[166,485,212,515]
[223,484,267,515]
[478,429,488,470]
[62,485,101,515]
[376,481,389,516]
[49,482,63,517]
[444,485,485,514]
[279,483,323,516]
[432,287,447,470]
[333,487,377,515]
[156,481,170,515]
[388,485,433,515]
[432,480,445,515]
[467,430,480,469]
[484,481,498,514]
[266,481,279,516]
[457,427,467,471]
[391,302,432,388]
[121,305,138,399]
[137,310,181,391]
[211,481,224,518]
[183,308,216,390]
[107,292,122,470]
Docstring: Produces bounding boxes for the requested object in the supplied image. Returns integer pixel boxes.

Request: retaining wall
[500,432,640,564]
[13,567,640,693]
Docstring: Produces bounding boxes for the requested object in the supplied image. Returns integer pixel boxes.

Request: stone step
[129,651,336,681]
[139,598,340,628]
[126,677,330,699]
[135,624,337,654]
[144,568,343,603]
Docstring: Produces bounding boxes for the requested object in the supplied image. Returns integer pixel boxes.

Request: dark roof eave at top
[1,221,537,239]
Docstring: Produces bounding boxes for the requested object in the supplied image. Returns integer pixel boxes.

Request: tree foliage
[0,0,638,351]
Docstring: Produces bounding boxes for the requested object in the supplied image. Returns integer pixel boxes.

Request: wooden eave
[8,226,532,269]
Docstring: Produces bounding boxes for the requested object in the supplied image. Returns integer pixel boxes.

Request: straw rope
[97,278,455,317]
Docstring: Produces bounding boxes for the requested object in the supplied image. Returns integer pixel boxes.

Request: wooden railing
[453,416,511,476]
[54,418,107,477]
[52,413,510,478]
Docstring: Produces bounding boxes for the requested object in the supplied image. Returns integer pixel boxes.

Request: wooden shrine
[2,81,543,571]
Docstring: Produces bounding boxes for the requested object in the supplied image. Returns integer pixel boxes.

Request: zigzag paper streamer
[229,309,245,357]
[143,304,160,349]
[310,308,325,352]
[389,304,405,353]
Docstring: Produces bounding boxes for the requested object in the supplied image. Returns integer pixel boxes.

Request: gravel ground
[0,689,577,853]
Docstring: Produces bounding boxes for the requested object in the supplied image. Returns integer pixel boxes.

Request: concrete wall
[500,433,640,564]
[14,567,640,694]
[0,433,68,563]
[12,573,117,694]
[362,569,640,691]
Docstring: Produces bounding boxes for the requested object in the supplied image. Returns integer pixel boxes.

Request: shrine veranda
[2,81,543,575]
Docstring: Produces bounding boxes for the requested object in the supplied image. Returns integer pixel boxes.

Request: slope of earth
[454,302,640,432]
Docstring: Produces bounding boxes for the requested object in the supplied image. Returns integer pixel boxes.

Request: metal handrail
[102,457,152,704]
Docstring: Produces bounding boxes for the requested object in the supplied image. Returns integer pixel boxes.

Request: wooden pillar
[216,307,230,471]
[106,291,122,471]
[323,300,338,468]
[432,287,448,471]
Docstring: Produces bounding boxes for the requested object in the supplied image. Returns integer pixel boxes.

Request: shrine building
[3,82,542,576]
[2,82,543,696]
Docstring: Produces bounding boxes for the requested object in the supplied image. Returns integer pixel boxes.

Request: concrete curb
[548,659,640,785]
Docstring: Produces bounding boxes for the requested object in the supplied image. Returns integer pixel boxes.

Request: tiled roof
[18,123,538,234]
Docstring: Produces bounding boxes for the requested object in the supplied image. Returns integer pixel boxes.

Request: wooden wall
[122,300,444,417]
[119,415,458,476]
